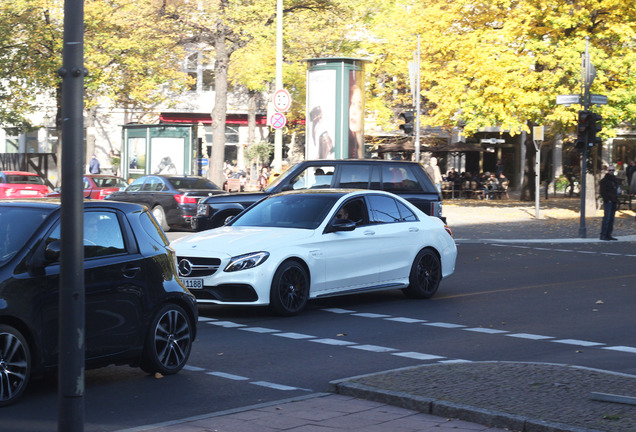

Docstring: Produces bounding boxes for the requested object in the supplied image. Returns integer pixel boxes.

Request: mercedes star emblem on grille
[178,259,193,277]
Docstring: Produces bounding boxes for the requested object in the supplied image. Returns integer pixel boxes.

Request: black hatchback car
[105,174,225,231]
[192,159,444,230]
[0,200,197,406]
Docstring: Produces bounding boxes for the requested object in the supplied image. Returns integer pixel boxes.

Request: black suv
[192,159,443,230]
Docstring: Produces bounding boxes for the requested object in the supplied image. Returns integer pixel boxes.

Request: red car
[0,171,51,199]
[47,174,128,200]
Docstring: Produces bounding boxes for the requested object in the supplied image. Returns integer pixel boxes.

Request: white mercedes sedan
[172,189,456,316]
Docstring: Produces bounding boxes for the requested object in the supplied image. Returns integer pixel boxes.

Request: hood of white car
[172,226,316,257]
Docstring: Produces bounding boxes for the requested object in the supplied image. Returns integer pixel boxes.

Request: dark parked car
[105,174,225,231]
[192,159,444,230]
[46,174,128,200]
[0,199,197,406]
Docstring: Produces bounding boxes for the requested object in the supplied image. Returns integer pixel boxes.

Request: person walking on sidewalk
[599,165,619,241]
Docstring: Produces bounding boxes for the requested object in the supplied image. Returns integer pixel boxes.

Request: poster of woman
[347,70,364,159]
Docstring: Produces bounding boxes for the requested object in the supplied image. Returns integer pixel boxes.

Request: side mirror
[44,240,62,263]
[326,219,356,233]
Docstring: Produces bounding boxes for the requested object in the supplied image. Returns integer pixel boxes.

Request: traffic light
[398,111,415,136]
[587,112,603,146]
[575,110,603,151]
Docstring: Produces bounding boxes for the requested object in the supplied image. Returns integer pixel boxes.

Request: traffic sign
[590,94,608,105]
[270,112,287,129]
[556,94,581,106]
[273,88,292,112]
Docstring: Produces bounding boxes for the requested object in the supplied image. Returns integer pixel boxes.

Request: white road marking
[348,344,397,353]
[322,308,355,314]
[207,371,249,380]
[353,313,391,318]
[464,328,509,334]
[310,338,357,346]
[392,352,445,360]
[603,346,636,354]
[552,339,605,347]
[273,332,315,339]
[208,321,247,328]
[384,317,427,323]
[251,381,310,391]
[183,365,206,372]
[239,327,280,333]
[424,322,467,329]
[506,333,554,340]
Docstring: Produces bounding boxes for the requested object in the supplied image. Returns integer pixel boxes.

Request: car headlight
[224,252,269,272]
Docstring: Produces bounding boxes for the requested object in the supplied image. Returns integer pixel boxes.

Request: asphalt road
[2,236,634,431]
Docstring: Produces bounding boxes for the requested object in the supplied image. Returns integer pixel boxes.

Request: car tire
[269,260,309,316]
[140,304,194,375]
[403,248,441,299]
[152,205,170,232]
[0,325,31,407]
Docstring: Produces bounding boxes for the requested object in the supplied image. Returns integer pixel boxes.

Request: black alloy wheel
[269,260,309,316]
[403,248,441,299]
[141,304,193,375]
[0,325,31,407]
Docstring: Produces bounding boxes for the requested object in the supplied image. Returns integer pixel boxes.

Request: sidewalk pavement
[119,195,636,432]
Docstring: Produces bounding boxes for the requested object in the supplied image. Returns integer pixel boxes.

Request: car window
[332,198,368,226]
[126,177,145,192]
[143,177,164,192]
[231,194,339,229]
[339,165,371,189]
[368,195,402,223]
[289,166,335,190]
[93,177,127,188]
[47,211,126,259]
[0,207,53,264]
[396,200,418,221]
[381,166,424,192]
[167,177,219,190]
[83,178,91,189]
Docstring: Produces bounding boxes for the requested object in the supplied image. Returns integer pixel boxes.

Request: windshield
[230,194,339,229]
[5,174,45,185]
[0,206,53,263]
[167,177,220,190]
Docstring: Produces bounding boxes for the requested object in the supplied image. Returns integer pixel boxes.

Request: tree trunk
[247,89,257,147]
[519,125,536,201]
[209,29,230,187]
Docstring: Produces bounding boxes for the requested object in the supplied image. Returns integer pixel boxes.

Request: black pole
[58,0,86,430]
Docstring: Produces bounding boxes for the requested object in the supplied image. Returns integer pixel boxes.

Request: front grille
[193,284,258,302]
[177,256,221,277]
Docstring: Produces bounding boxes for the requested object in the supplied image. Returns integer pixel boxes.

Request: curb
[328,362,624,432]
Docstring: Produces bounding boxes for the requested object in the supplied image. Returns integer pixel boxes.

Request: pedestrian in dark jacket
[599,166,619,241]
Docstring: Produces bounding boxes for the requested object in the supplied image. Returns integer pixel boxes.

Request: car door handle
[409,227,419,232]
[363,230,375,236]
[121,265,141,278]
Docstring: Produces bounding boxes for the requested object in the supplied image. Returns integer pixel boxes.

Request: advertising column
[305,58,368,160]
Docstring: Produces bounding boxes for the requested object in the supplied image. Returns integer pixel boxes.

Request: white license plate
[20,190,38,195]
[181,278,203,289]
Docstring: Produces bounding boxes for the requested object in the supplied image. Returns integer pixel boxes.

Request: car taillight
[444,225,454,238]
[174,194,197,204]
